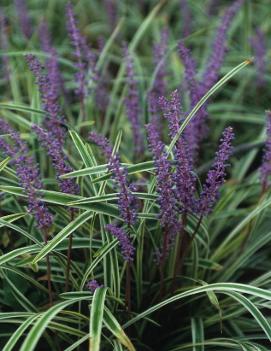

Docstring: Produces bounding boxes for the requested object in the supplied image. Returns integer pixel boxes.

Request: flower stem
[159,226,169,298]
[125,262,131,312]
[65,210,75,292]
[44,228,53,306]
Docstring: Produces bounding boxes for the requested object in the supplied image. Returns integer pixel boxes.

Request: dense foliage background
[0,0,271,350]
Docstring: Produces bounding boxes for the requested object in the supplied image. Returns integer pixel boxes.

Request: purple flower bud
[14,0,32,39]
[87,279,102,292]
[89,132,137,226]
[106,224,134,262]
[0,120,53,229]
[260,112,271,190]
[250,28,266,87]
[198,127,234,215]
[124,47,144,155]
[202,0,243,94]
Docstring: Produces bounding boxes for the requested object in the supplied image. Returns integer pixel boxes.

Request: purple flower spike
[26,54,65,142]
[180,0,192,38]
[26,55,79,196]
[0,13,10,81]
[33,125,79,195]
[89,132,137,226]
[14,0,32,39]
[159,90,197,213]
[39,20,62,97]
[104,0,118,30]
[0,120,53,229]
[87,280,102,292]
[198,127,234,215]
[250,28,266,87]
[201,0,243,94]
[178,41,208,160]
[152,27,169,100]
[260,112,271,190]
[124,47,144,155]
[146,120,178,235]
[66,1,86,102]
[106,224,134,262]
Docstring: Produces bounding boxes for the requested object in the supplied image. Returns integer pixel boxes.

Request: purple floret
[106,224,134,262]
[198,126,234,215]
[89,132,137,226]
[87,279,102,292]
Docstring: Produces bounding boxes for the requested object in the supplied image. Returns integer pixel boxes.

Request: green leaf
[32,210,93,264]
[19,297,88,351]
[0,103,44,115]
[0,157,10,173]
[0,245,39,267]
[61,161,154,180]
[123,282,271,329]
[224,291,271,341]
[3,315,38,351]
[168,60,251,154]
[89,287,108,351]
[104,307,136,351]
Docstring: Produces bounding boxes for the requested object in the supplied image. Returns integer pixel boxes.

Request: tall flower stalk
[26,54,80,291]
[89,132,137,309]
[146,118,179,295]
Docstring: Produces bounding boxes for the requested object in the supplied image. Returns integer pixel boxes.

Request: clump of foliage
[0,0,271,350]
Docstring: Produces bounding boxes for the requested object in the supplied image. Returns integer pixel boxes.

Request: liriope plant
[0,0,271,350]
